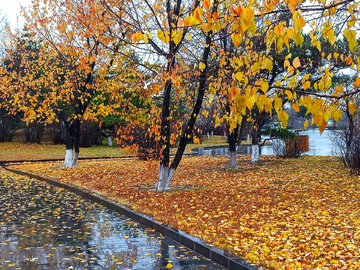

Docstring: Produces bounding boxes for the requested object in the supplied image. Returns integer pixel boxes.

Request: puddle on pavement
[0,173,225,269]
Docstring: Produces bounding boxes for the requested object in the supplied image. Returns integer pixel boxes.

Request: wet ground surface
[0,171,225,270]
[192,129,335,157]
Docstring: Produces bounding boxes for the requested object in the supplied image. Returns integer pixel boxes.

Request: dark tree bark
[156,0,218,191]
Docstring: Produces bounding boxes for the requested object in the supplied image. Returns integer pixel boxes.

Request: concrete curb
[2,166,260,270]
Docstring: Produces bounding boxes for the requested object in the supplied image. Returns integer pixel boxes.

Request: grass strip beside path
[9,156,360,270]
[0,136,253,161]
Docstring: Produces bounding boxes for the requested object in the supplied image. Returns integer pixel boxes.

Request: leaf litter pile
[0,168,223,269]
[9,155,360,270]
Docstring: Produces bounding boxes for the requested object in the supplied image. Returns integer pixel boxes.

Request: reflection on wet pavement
[0,172,225,269]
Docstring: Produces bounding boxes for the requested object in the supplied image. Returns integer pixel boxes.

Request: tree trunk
[345,104,354,163]
[228,151,237,169]
[251,144,259,162]
[155,164,176,191]
[108,136,112,146]
[251,111,267,162]
[63,120,80,168]
[251,125,259,162]
[65,149,73,167]
[155,0,217,191]
[227,124,238,170]
[237,118,246,146]
[72,118,80,167]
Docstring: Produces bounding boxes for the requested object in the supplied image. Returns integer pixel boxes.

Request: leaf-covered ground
[9,156,360,270]
[0,142,127,162]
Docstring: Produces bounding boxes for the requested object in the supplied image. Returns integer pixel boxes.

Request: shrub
[117,123,160,160]
[260,128,300,158]
[47,120,102,147]
[330,123,360,174]
[0,111,18,142]
[24,122,44,144]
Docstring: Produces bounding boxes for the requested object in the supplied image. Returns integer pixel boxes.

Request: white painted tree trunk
[108,136,112,146]
[227,151,237,170]
[72,152,79,167]
[64,149,79,167]
[251,145,259,162]
[155,164,175,191]
[64,149,73,167]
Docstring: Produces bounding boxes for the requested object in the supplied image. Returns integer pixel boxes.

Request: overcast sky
[0,0,31,29]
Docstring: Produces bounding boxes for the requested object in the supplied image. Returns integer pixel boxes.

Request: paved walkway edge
[2,166,260,270]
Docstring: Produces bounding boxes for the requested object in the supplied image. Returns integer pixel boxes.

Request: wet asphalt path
[0,170,225,270]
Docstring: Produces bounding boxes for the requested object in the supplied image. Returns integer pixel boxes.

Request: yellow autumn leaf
[173,29,183,45]
[335,85,343,93]
[132,32,142,43]
[293,57,301,69]
[303,81,311,90]
[344,29,358,52]
[203,0,210,10]
[231,34,242,47]
[274,95,283,112]
[349,103,357,115]
[323,110,331,122]
[328,29,336,45]
[314,111,323,126]
[199,62,206,71]
[241,7,254,31]
[292,102,300,112]
[304,119,309,129]
[324,77,331,92]
[235,72,243,82]
[261,82,269,93]
[208,93,214,103]
[261,58,273,71]
[353,77,360,88]
[246,96,255,110]
[333,109,343,122]
[319,119,327,134]
[345,56,353,65]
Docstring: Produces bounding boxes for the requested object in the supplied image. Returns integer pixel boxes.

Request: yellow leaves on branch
[264,0,279,12]
[287,0,301,13]
[157,30,170,44]
[203,0,210,10]
[241,7,255,32]
[173,29,183,45]
[349,102,357,116]
[292,102,300,112]
[277,110,289,128]
[132,32,143,43]
[283,56,300,75]
[292,56,300,69]
[322,21,336,45]
[274,94,282,112]
[318,77,332,92]
[231,34,242,47]
[344,29,358,52]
